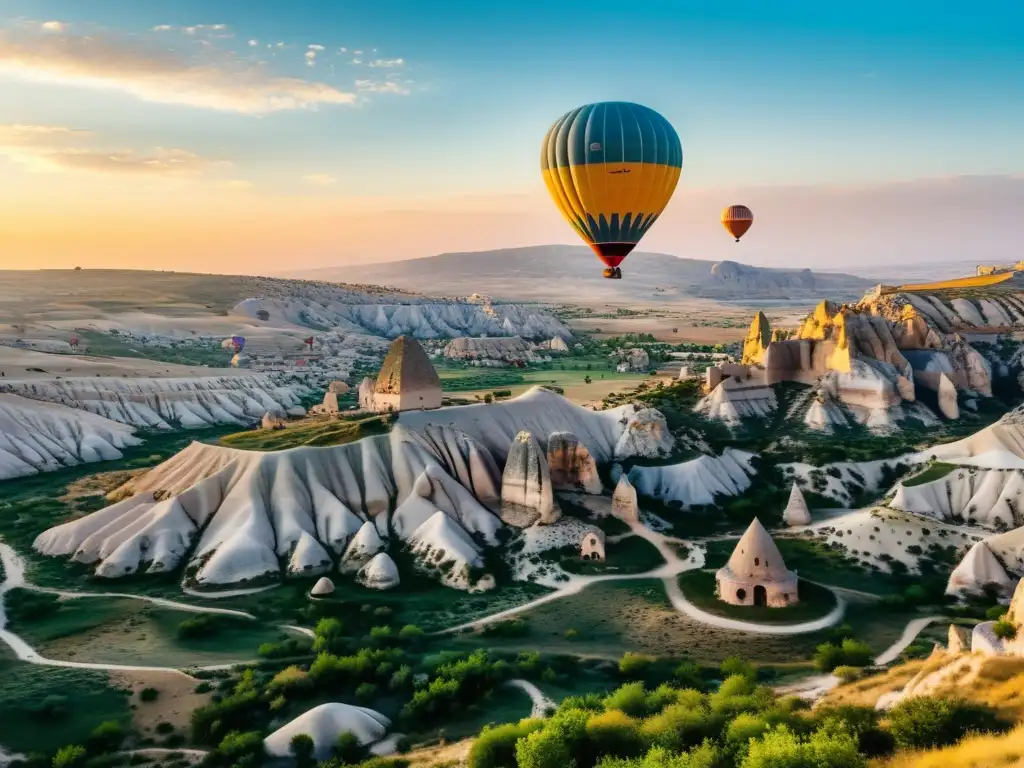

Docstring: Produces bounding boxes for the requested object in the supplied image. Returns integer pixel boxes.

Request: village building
[716,518,799,608]
[360,336,442,413]
[580,530,606,561]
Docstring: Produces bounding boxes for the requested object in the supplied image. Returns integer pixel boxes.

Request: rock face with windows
[715,518,799,608]
[580,530,606,561]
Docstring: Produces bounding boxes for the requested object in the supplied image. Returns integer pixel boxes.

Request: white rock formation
[310,576,335,596]
[235,290,571,341]
[264,703,390,760]
[803,391,849,432]
[628,449,756,508]
[0,393,142,480]
[945,540,1013,597]
[546,432,601,494]
[500,431,558,526]
[33,423,502,590]
[408,510,490,591]
[443,336,539,364]
[890,467,1024,529]
[288,531,333,577]
[356,552,400,590]
[399,386,673,464]
[340,522,387,574]
[783,482,812,527]
[0,375,307,429]
[695,376,777,425]
[262,409,287,429]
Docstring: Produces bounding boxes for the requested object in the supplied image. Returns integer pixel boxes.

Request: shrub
[619,652,654,680]
[398,625,425,642]
[355,682,378,702]
[886,696,1007,750]
[32,694,70,719]
[176,616,219,640]
[155,722,175,735]
[586,710,645,760]
[334,731,365,764]
[268,665,312,695]
[673,661,703,689]
[993,618,1017,640]
[52,746,87,768]
[641,704,720,753]
[289,733,315,767]
[468,720,543,768]
[742,724,865,768]
[833,666,863,684]
[218,730,266,762]
[720,655,755,680]
[139,687,159,702]
[603,683,649,718]
[87,721,125,753]
[194,682,213,694]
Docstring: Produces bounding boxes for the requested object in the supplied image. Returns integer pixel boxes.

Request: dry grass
[880,725,1024,768]
[108,670,212,736]
[821,659,934,709]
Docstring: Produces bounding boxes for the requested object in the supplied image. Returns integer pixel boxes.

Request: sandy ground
[108,670,213,735]
[0,347,249,380]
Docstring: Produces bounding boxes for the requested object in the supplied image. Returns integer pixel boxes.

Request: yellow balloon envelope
[541,102,682,273]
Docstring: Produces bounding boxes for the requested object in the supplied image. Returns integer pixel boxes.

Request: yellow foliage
[881,724,1024,768]
[896,272,1015,293]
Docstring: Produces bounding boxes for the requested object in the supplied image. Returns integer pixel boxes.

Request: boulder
[546,432,601,494]
[310,576,335,597]
[614,408,674,459]
[328,380,351,394]
[500,431,558,527]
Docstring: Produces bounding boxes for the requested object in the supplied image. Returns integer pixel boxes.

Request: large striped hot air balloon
[721,205,753,243]
[541,102,683,279]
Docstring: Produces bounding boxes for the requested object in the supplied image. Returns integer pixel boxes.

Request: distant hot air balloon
[721,205,753,243]
[69,337,78,350]
[230,335,246,353]
[304,336,314,351]
[541,102,682,279]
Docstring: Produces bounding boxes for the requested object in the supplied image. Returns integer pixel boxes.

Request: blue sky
[0,0,1021,271]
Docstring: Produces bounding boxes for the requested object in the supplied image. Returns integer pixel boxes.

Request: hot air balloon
[304,336,315,351]
[230,335,246,353]
[69,337,78,350]
[721,205,753,243]
[541,102,682,279]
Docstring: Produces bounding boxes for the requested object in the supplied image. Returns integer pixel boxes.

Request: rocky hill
[293,246,874,304]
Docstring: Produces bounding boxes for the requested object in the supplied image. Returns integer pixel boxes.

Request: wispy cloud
[0,123,216,175]
[368,58,404,68]
[303,173,337,186]
[0,27,357,113]
[356,79,411,95]
[248,39,259,47]
[152,23,228,35]
[40,21,64,33]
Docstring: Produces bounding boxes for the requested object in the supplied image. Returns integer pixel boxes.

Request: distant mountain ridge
[293,246,876,303]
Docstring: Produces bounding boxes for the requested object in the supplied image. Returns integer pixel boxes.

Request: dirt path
[874,616,945,666]
[506,679,555,718]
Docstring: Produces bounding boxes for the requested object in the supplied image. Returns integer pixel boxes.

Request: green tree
[289,733,315,768]
[52,746,87,768]
[467,720,542,768]
[886,696,1006,751]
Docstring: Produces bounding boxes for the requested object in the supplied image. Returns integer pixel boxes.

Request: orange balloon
[722,204,753,242]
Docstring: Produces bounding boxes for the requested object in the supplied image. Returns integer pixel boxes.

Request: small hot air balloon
[304,336,315,351]
[541,102,683,279]
[69,337,78,350]
[721,205,753,243]
[231,335,246,353]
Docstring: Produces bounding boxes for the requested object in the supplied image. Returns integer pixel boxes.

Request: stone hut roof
[374,336,441,395]
[720,518,795,583]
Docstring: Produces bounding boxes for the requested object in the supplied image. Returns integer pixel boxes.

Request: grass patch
[676,570,838,625]
[219,414,390,450]
[559,535,665,576]
[902,462,957,487]
[76,330,229,368]
[0,645,131,755]
[5,590,306,667]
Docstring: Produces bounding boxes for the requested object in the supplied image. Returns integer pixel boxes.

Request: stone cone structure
[310,576,335,597]
[947,624,970,654]
[500,430,558,527]
[945,540,1013,597]
[546,432,601,494]
[742,310,772,365]
[782,482,812,527]
[372,336,442,412]
[611,474,640,523]
[716,518,799,608]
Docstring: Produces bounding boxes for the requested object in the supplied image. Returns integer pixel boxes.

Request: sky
[0,0,1022,275]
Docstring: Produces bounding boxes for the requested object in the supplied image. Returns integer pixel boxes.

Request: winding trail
[507,679,555,719]
[874,616,944,666]
[0,540,304,675]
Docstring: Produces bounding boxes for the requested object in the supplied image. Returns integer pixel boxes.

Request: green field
[902,461,957,487]
[558,534,665,576]
[676,570,839,624]
[5,589,308,667]
[219,413,389,450]
[77,330,230,368]
[0,645,131,755]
